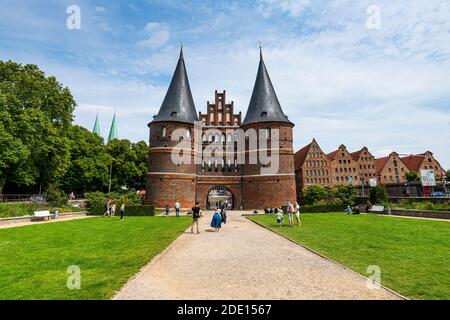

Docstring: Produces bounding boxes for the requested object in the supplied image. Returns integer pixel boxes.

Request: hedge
[87,205,156,216]
[301,204,346,213]
[277,204,346,213]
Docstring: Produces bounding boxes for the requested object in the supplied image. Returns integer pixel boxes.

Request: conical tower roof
[243,48,292,126]
[108,112,118,143]
[151,47,198,124]
[93,112,101,136]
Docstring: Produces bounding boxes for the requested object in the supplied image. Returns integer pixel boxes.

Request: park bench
[369,205,385,214]
[33,210,53,221]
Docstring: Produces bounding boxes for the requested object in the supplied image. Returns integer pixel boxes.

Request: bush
[45,184,68,207]
[87,205,155,216]
[0,203,44,218]
[369,185,389,204]
[301,185,357,206]
[85,190,142,211]
[300,204,347,213]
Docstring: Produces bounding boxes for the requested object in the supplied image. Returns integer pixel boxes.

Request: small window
[186,128,191,138]
[171,112,178,117]
[161,126,167,138]
[261,111,267,117]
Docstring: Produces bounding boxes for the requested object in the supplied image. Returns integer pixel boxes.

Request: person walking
[211,208,222,232]
[165,203,170,216]
[287,200,294,227]
[104,199,112,217]
[191,202,202,234]
[120,202,126,220]
[294,201,301,226]
[110,201,116,217]
[175,201,180,217]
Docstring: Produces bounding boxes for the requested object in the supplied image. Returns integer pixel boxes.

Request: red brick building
[146,48,296,209]
[327,144,359,186]
[400,152,446,179]
[294,139,332,189]
[349,147,376,186]
[375,152,409,184]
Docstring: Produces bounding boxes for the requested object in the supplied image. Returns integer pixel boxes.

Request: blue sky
[1,0,450,168]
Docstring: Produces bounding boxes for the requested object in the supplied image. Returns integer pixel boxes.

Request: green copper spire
[108,112,118,143]
[93,112,101,136]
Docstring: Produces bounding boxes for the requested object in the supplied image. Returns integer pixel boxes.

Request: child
[276,209,283,227]
[211,209,222,232]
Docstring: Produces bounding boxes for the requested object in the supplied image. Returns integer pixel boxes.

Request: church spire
[93,111,101,136]
[151,46,198,124]
[243,48,292,126]
[108,111,118,143]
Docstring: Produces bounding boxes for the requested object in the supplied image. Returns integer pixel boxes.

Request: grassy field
[0,216,191,299]
[249,213,450,300]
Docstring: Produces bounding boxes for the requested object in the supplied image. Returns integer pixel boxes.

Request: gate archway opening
[207,186,234,210]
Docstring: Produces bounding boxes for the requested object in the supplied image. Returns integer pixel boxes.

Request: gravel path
[0,213,92,229]
[114,211,402,300]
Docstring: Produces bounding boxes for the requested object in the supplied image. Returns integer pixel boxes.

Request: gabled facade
[375,152,409,184]
[327,144,359,186]
[401,152,446,179]
[294,139,332,189]
[349,147,376,185]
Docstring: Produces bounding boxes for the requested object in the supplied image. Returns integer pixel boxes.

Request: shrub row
[300,204,347,213]
[87,205,156,216]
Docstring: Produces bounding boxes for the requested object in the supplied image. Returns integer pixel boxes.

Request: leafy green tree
[446,170,450,180]
[302,185,328,205]
[61,125,111,194]
[0,61,75,192]
[0,122,30,193]
[370,185,389,204]
[334,185,358,206]
[106,139,148,191]
[406,171,420,182]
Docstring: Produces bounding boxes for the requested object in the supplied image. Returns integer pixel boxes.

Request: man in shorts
[191,202,202,234]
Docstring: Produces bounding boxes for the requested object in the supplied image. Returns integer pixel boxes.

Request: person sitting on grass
[344,206,353,214]
[353,205,360,215]
[211,208,222,232]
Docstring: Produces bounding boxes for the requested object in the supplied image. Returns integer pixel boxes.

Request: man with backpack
[191,202,202,234]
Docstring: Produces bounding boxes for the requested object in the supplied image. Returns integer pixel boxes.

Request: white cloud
[137,22,170,48]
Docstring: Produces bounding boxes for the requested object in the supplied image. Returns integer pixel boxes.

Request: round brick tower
[146,47,198,208]
[240,49,297,209]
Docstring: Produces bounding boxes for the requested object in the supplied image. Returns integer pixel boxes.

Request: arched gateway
[207,186,234,210]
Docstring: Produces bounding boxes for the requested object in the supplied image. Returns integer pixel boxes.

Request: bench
[33,210,53,221]
[369,205,385,213]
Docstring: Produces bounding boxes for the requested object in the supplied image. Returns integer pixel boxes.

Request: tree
[369,185,389,204]
[105,139,148,191]
[446,170,450,180]
[60,125,111,194]
[302,185,328,205]
[406,171,420,182]
[0,61,76,192]
[0,122,30,193]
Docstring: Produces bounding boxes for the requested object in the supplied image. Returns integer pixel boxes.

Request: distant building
[349,147,376,186]
[294,139,332,189]
[327,144,359,186]
[400,151,446,179]
[375,152,409,184]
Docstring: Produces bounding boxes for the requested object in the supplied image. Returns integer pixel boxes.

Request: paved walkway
[115,211,401,300]
[0,213,92,229]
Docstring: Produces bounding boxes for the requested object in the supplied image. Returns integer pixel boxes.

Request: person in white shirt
[175,201,181,217]
[294,202,301,226]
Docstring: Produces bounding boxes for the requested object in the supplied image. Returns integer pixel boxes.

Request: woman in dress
[294,202,301,226]
[211,208,222,232]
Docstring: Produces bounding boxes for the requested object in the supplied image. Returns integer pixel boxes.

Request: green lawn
[0,216,191,299]
[249,213,450,300]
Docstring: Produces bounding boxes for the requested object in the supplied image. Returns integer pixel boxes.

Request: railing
[0,194,46,203]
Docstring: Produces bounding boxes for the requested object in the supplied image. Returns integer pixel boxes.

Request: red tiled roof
[349,148,365,160]
[294,142,312,171]
[375,156,389,173]
[400,155,425,172]
[326,149,339,160]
